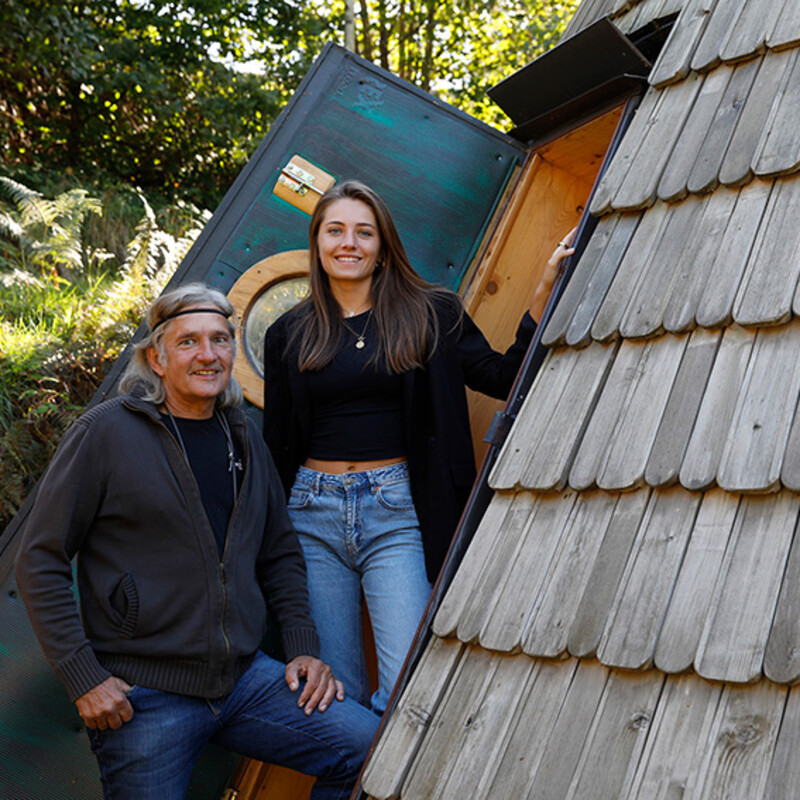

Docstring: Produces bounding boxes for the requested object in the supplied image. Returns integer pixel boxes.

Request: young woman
[263,180,574,714]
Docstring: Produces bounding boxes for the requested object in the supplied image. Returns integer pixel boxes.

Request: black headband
[151,307,231,332]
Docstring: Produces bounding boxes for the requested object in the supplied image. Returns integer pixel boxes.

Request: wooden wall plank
[626,675,722,800]
[565,670,664,800]
[483,659,578,798]
[527,660,611,800]
[519,344,618,491]
[566,213,641,348]
[597,335,688,492]
[752,49,800,178]
[562,0,611,40]
[657,69,732,202]
[432,494,516,638]
[719,0,784,64]
[780,392,800,491]
[361,636,464,800]
[614,0,649,33]
[764,686,800,799]
[451,492,543,644]
[538,106,625,185]
[654,489,739,673]
[645,328,722,487]
[764,514,800,684]
[692,682,787,800]
[663,187,739,333]
[691,0,748,73]
[491,343,616,493]
[453,493,567,646]
[590,88,663,218]
[649,0,717,88]
[433,654,538,800]
[696,492,799,683]
[687,58,761,195]
[719,51,795,187]
[734,176,800,326]
[522,491,619,658]
[598,488,701,671]
[490,348,579,490]
[768,0,800,51]
[543,213,620,348]
[612,73,704,212]
[569,342,646,490]
[477,491,577,653]
[592,201,670,343]
[620,197,705,338]
[680,324,755,491]
[717,322,800,493]
[399,647,500,799]
[568,491,650,658]
[695,178,773,328]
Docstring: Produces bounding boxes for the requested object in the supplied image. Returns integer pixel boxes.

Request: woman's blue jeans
[87,651,378,800]
[288,463,432,715]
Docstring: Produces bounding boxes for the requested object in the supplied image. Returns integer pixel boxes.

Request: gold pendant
[356,339,365,349]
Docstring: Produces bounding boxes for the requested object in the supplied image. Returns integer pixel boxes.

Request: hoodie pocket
[110,573,140,640]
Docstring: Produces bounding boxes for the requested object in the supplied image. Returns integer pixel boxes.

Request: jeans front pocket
[376,478,415,511]
[287,482,314,510]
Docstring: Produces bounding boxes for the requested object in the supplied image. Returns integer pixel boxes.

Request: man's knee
[323,700,380,781]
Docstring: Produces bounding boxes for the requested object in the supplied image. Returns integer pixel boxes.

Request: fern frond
[0,176,43,210]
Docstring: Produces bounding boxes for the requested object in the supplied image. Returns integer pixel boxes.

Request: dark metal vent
[488,16,653,143]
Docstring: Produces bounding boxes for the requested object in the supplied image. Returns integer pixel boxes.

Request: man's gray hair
[119,282,244,407]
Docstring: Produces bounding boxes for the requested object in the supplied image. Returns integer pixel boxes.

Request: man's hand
[75,676,134,730]
[285,655,345,715]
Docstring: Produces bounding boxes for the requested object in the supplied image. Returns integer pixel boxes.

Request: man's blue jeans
[87,651,379,799]
[288,463,432,715]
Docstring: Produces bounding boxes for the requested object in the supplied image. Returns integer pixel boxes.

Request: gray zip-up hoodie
[15,394,320,702]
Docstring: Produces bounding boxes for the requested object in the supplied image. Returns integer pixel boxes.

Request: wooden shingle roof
[361,0,800,798]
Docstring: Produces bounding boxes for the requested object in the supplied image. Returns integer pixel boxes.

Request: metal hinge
[483,410,515,448]
[279,161,326,197]
[220,789,238,800]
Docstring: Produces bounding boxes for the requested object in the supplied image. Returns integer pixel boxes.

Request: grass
[0,175,208,530]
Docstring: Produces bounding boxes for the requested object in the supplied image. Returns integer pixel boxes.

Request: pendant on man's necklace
[355,339,366,349]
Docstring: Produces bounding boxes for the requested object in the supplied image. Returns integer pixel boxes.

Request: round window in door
[227,249,309,407]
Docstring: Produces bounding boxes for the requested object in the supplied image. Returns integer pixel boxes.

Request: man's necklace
[166,408,242,504]
[342,308,373,349]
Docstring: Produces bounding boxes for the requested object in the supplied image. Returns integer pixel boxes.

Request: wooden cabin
[5,0,778,795]
[359,1,800,799]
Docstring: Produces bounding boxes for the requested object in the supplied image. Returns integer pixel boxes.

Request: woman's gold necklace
[342,309,373,349]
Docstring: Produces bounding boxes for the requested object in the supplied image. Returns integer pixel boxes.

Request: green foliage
[0,0,289,205]
[0,176,108,278]
[1,0,578,207]
[0,176,206,530]
[314,0,581,126]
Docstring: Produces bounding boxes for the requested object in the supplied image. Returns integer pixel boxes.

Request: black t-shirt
[306,312,405,460]
[162,413,239,558]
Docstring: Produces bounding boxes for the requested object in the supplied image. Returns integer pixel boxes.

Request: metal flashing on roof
[489,16,651,142]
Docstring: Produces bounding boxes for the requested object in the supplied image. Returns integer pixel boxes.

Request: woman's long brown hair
[292,180,455,373]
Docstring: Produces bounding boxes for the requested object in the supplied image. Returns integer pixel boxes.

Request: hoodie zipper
[218,414,249,693]
[147,405,244,695]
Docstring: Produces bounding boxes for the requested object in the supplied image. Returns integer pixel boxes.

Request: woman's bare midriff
[303,456,406,474]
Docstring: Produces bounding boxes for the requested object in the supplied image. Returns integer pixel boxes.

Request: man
[15,282,378,799]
